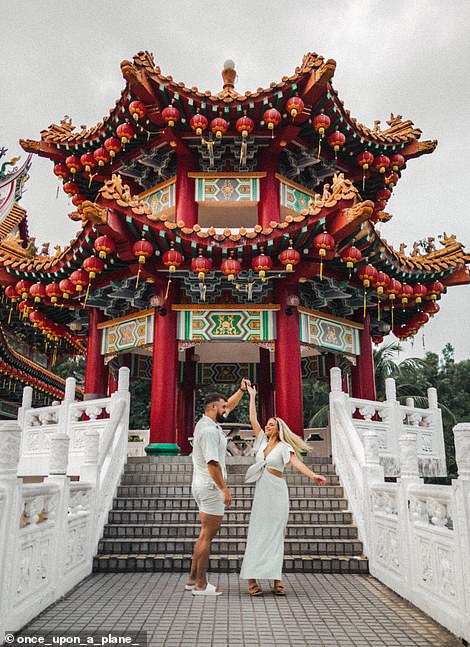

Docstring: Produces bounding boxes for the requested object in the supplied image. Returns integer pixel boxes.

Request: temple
[0,51,466,446]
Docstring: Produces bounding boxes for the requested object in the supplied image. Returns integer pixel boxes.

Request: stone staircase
[93,456,369,574]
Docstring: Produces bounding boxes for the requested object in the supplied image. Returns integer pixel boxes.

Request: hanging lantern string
[391,302,394,329]
[164,277,172,300]
[378,297,381,321]
[135,266,142,290]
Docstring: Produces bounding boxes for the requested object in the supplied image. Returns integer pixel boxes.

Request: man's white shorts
[191,481,225,516]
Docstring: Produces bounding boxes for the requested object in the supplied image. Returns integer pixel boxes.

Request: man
[187,380,249,596]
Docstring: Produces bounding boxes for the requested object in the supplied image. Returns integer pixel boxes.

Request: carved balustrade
[330,367,470,643]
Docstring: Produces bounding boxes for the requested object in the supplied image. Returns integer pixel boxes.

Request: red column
[177,347,196,454]
[84,308,108,399]
[258,153,280,228]
[149,282,179,444]
[274,283,304,436]
[176,152,198,227]
[258,347,274,423]
[107,371,118,396]
[351,314,376,400]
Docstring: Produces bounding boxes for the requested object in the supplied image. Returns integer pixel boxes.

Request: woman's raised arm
[247,385,262,438]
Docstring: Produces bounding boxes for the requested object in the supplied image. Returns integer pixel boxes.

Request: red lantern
[63,181,78,196]
[327,131,346,157]
[94,235,115,259]
[29,310,46,327]
[312,112,331,156]
[377,188,392,202]
[82,256,104,279]
[210,117,228,139]
[162,105,180,128]
[385,172,399,188]
[29,283,46,303]
[358,264,378,318]
[104,137,121,158]
[386,278,402,327]
[279,245,301,273]
[252,253,272,279]
[116,123,135,144]
[16,280,32,300]
[313,232,335,281]
[426,280,444,300]
[132,239,154,288]
[65,155,82,175]
[414,312,429,326]
[221,257,241,281]
[72,194,86,208]
[413,283,428,304]
[423,301,440,316]
[190,114,208,136]
[191,253,212,281]
[356,151,374,190]
[374,155,390,174]
[18,299,33,319]
[53,163,69,180]
[5,285,19,302]
[70,269,89,293]
[340,246,362,275]
[373,200,387,214]
[46,283,62,304]
[399,283,414,307]
[80,153,96,174]
[162,246,183,273]
[129,100,147,121]
[285,96,304,120]
[390,154,405,171]
[264,108,282,137]
[373,271,390,320]
[93,147,110,167]
[236,116,254,138]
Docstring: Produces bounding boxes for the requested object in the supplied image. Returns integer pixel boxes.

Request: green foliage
[195,384,250,424]
[129,378,151,429]
[303,379,329,428]
[52,356,86,386]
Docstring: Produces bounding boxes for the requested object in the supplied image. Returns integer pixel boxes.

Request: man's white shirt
[192,414,228,483]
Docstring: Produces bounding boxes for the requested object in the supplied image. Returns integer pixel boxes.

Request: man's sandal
[271,582,286,596]
[248,582,263,596]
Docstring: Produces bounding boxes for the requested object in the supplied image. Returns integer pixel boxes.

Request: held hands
[240,378,251,391]
[247,383,257,398]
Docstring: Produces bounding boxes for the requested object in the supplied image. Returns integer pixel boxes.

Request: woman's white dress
[240,431,294,580]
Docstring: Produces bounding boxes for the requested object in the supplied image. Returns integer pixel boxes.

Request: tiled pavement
[16,573,460,647]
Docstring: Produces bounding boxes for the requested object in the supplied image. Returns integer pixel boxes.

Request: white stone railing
[343,375,446,477]
[329,367,470,642]
[0,367,130,640]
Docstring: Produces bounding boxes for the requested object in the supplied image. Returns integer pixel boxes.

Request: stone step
[93,553,369,574]
[113,496,349,511]
[124,461,336,473]
[120,472,341,485]
[97,537,363,556]
[107,509,354,525]
[126,456,333,466]
[102,523,358,540]
[116,484,344,498]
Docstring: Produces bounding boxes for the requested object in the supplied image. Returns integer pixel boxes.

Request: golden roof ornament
[222,59,236,90]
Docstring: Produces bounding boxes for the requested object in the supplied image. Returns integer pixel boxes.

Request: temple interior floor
[16,572,460,647]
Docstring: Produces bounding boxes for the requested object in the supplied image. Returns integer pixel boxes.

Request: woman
[240,384,327,596]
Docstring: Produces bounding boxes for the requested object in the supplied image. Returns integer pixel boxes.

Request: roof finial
[222,59,236,89]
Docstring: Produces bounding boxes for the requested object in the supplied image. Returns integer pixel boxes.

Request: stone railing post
[385,377,397,403]
[399,432,420,480]
[329,368,344,464]
[428,387,446,469]
[48,431,70,477]
[80,429,100,486]
[454,423,470,481]
[0,422,23,631]
[384,378,401,463]
[452,423,470,620]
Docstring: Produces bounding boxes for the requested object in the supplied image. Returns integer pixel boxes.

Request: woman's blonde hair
[270,417,311,459]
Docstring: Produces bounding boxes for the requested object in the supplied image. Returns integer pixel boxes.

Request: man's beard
[216,412,227,423]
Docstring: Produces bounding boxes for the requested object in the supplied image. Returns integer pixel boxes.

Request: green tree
[52,356,86,386]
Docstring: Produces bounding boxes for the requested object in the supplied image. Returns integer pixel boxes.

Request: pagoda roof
[20,50,435,155]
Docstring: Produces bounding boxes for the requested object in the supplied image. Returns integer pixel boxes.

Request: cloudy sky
[1,0,469,359]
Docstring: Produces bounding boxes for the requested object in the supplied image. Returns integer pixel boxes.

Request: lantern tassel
[8,307,13,325]
[317,137,322,158]
[391,302,394,329]
[320,258,323,281]
[84,281,91,306]
[363,288,367,319]
[377,298,381,321]
[240,139,247,168]
[135,267,142,290]
[362,169,366,192]
[164,277,172,301]
[52,346,57,367]
[88,172,97,188]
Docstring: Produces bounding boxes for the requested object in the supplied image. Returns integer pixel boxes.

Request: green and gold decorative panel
[301,355,329,380]
[100,311,154,355]
[176,308,276,342]
[195,362,259,386]
[299,310,360,356]
[141,179,176,216]
[195,176,260,203]
[130,354,152,379]
[279,178,314,213]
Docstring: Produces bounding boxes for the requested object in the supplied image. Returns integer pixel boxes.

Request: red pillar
[258,153,280,228]
[149,282,179,444]
[274,283,304,436]
[107,371,118,396]
[177,347,196,454]
[176,152,198,227]
[351,314,376,401]
[258,347,274,423]
[84,308,108,399]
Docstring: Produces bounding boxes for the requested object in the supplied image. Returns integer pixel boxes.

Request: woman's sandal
[248,582,263,596]
[271,582,286,596]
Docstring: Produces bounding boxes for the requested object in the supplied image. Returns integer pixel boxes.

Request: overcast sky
[1,0,469,360]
